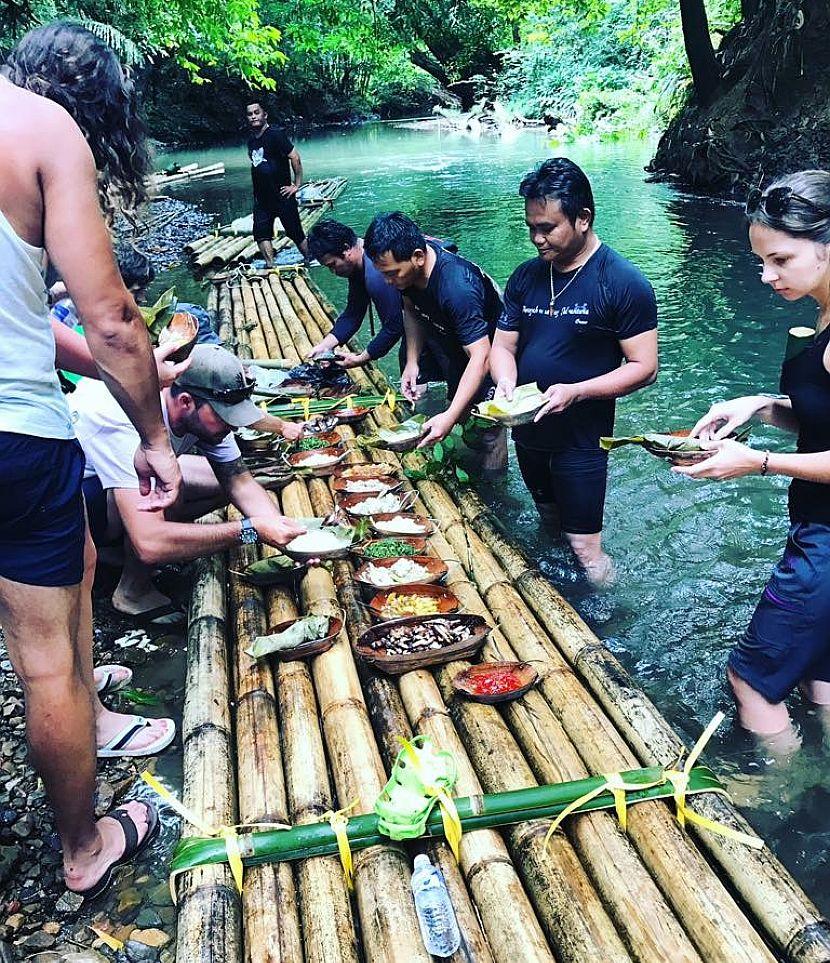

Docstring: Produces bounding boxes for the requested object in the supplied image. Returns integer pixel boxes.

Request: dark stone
[54,891,84,915]
[124,939,159,963]
[17,931,56,950]
[0,846,21,886]
[134,909,162,929]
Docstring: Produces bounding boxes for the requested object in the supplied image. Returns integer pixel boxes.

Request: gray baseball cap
[174,344,261,428]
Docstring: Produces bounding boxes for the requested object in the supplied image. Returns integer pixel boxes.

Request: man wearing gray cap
[70,345,306,666]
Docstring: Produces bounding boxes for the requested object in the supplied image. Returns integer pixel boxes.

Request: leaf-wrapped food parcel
[246,615,331,659]
[600,426,750,457]
[474,384,546,426]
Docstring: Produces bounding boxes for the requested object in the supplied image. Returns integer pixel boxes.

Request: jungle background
[0,0,828,193]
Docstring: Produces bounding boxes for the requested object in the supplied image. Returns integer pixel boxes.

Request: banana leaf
[140,287,177,340]
[358,415,427,451]
[473,384,547,427]
[263,394,404,419]
[600,425,750,457]
[246,615,331,659]
[237,554,303,586]
[170,764,727,875]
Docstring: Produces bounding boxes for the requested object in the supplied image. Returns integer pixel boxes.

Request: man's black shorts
[252,194,305,247]
[515,443,608,535]
[0,432,86,586]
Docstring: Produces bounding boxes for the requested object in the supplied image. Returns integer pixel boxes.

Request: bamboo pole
[294,275,338,339]
[257,281,298,363]
[446,484,830,963]
[256,535,360,963]
[176,533,241,963]
[279,479,431,963]
[216,283,233,345]
[250,280,283,360]
[184,233,218,255]
[228,529,304,963]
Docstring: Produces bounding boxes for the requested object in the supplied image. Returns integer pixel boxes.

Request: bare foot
[96,708,174,754]
[64,800,153,893]
[111,584,172,617]
[583,554,617,590]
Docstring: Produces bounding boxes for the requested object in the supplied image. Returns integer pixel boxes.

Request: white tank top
[0,209,73,439]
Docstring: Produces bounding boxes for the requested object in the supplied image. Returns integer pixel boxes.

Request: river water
[159,125,829,915]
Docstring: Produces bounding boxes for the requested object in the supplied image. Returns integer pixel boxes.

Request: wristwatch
[239,517,260,545]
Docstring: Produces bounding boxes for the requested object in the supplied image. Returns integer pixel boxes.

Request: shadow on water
[149,127,830,917]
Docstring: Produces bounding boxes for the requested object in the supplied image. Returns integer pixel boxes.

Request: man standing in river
[489,158,658,586]
[246,101,308,265]
[365,211,504,460]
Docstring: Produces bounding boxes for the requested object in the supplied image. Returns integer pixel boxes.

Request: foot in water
[111,584,183,626]
[64,800,158,898]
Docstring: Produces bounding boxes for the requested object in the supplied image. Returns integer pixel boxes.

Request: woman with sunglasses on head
[678,170,830,738]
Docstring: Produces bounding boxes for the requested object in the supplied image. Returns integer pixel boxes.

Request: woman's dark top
[779,324,830,523]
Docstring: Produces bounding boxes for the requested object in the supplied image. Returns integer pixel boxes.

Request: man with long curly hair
[0,22,181,899]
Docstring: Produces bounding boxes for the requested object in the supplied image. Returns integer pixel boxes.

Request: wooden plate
[368,512,435,537]
[368,584,460,621]
[334,406,370,425]
[354,614,490,675]
[337,491,412,519]
[451,661,538,703]
[259,616,343,662]
[336,462,400,480]
[352,536,429,561]
[353,555,448,592]
[293,430,343,450]
[286,446,348,477]
[331,474,402,496]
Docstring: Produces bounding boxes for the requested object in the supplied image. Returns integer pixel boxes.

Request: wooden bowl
[354,614,490,675]
[158,311,198,363]
[293,430,343,450]
[368,584,460,621]
[334,406,370,425]
[237,429,280,454]
[352,536,429,561]
[375,427,428,452]
[303,415,339,435]
[451,661,538,704]
[353,555,448,592]
[260,616,343,662]
[281,524,355,563]
[368,512,435,537]
[331,474,402,496]
[286,446,348,477]
[336,462,399,480]
[336,491,412,519]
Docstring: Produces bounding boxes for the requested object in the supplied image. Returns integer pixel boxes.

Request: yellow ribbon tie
[665,712,764,849]
[297,396,312,422]
[259,400,268,414]
[384,388,397,411]
[322,801,358,890]
[432,787,462,862]
[345,395,354,410]
[141,771,291,901]
[543,771,665,852]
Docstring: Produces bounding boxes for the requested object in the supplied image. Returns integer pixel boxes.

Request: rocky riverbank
[115,199,215,274]
[0,569,190,962]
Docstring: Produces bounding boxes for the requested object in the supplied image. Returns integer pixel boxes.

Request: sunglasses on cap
[746,186,830,219]
[187,379,256,405]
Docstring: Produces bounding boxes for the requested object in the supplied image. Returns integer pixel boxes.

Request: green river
[158,125,829,915]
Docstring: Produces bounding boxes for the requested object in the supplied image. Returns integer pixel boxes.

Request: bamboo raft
[183,178,347,272]
[174,272,830,963]
[152,162,226,187]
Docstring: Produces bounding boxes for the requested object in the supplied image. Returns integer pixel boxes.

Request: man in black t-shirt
[246,101,308,266]
[490,158,658,587]
[365,211,503,453]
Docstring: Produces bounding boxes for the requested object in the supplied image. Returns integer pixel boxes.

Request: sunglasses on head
[746,186,830,219]
[189,379,256,406]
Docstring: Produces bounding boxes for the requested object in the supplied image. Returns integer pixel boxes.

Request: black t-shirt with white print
[248,126,294,205]
[497,244,657,451]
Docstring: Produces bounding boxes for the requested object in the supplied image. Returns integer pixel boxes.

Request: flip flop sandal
[94,664,134,696]
[77,800,161,902]
[113,602,186,628]
[97,715,176,759]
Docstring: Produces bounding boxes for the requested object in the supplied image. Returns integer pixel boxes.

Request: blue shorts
[0,432,86,587]
[515,444,608,535]
[730,522,830,703]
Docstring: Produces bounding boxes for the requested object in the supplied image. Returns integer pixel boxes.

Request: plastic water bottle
[411,854,461,957]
